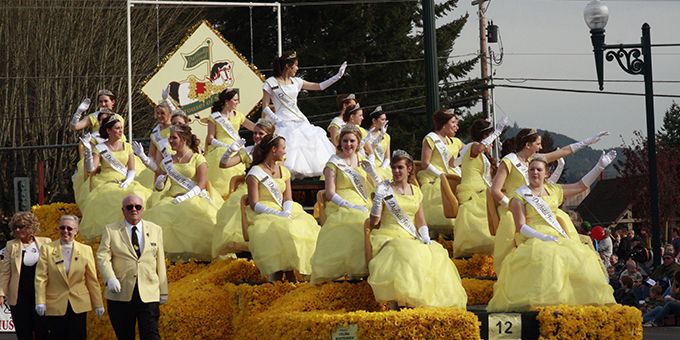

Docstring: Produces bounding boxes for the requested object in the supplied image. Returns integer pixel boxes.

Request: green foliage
[658,101,680,148]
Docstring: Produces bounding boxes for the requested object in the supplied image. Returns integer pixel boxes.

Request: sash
[378,182,420,240]
[516,185,568,238]
[426,132,452,174]
[367,131,386,163]
[95,143,127,176]
[151,124,171,159]
[211,111,240,141]
[504,153,529,185]
[328,155,368,203]
[161,156,197,192]
[455,143,492,187]
[248,165,283,208]
[266,78,307,122]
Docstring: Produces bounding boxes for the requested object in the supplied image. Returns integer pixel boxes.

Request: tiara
[444,108,457,115]
[340,123,361,134]
[104,115,120,126]
[346,103,362,114]
[255,118,275,129]
[526,128,538,136]
[266,132,284,145]
[98,89,114,97]
[342,93,356,101]
[392,149,413,161]
[170,124,190,134]
[284,51,297,60]
[369,106,383,116]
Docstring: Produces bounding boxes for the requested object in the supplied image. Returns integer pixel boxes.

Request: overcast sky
[448,0,680,149]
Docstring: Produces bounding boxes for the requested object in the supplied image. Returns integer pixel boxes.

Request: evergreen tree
[658,101,680,148]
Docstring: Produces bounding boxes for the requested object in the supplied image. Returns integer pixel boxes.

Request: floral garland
[462,278,495,306]
[536,305,642,339]
[452,254,496,278]
[31,203,81,241]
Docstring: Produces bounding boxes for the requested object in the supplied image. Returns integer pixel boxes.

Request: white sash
[367,131,386,163]
[95,143,127,176]
[455,143,492,187]
[161,156,197,192]
[377,182,420,240]
[151,125,171,159]
[516,185,568,238]
[266,78,307,122]
[248,165,283,208]
[211,111,240,141]
[328,155,368,203]
[426,132,457,175]
[504,153,529,185]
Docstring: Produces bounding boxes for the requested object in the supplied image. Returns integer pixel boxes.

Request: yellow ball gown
[246,165,320,276]
[146,125,173,208]
[453,145,494,257]
[310,161,371,284]
[487,183,615,312]
[144,154,224,261]
[416,134,464,237]
[368,184,467,308]
[79,142,152,240]
[205,111,247,197]
[368,130,392,181]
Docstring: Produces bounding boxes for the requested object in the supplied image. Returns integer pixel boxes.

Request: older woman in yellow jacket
[0,212,51,340]
[34,215,104,340]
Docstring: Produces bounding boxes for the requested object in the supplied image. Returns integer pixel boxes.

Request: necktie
[131,226,141,257]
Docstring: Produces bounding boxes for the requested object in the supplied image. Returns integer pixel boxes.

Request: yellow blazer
[34,240,103,316]
[97,220,168,303]
[0,237,52,306]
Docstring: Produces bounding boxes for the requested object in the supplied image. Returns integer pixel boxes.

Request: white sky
[448,0,680,149]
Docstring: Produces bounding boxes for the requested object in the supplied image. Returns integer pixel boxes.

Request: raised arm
[301,61,347,92]
[561,150,617,198]
[490,162,510,207]
[540,131,609,163]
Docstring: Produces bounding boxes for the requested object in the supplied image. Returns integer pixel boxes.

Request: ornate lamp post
[584,0,661,265]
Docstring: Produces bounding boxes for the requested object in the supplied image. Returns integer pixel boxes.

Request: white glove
[380,121,389,136]
[282,200,294,217]
[547,157,565,184]
[418,226,432,244]
[107,278,121,293]
[380,158,390,169]
[581,150,617,187]
[425,163,443,177]
[154,174,167,191]
[132,141,158,172]
[370,192,384,217]
[95,307,105,318]
[70,98,91,128]
[569,131,609,152]
[499,195,510,208]
[119,169,136,189]
[35,304,46,316]
[520,224,559,242]
[262,106,281,125]
[210,138,229,148]
[161,87,177,111]
[253,202,288,217]
[319,61,347,90]
[80,134,95,172]
[228,138,246,154]
[172,185,201,204]
[360,160,383,185]
[160,294,168,305]
[330,194,367,212]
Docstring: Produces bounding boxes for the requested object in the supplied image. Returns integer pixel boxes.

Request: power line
[498,77,680,84]
[495,84,680,98]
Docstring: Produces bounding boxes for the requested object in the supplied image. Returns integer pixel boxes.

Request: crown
[340,123,361,134]
[392,149,412,160]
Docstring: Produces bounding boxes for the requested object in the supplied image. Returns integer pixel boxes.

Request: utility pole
[422,0,439,131]
[473,0,490,117]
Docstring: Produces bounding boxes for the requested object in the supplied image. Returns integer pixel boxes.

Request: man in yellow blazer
[34,215,104,340]
[97,194,168,340]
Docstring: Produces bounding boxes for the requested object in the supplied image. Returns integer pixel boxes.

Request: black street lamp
[584,0,661,265]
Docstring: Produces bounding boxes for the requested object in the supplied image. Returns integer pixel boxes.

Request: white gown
[263,76,335,178]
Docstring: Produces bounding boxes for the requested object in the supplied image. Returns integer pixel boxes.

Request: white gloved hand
[161,86,170,100]
[425,163,443,177]
[581,150,617,187]
[228,138,246,154]
[132,141,158,172]
[495,115,510,131]
[319,61,347,90]
[80,133,93,150]
[70,98,91,128]
[520,224,559,243]
[570,131,609,152]
[95,307,105,318]
[597,150,617,168]
[172,185,201,204]
[107,278,121,293]
[160,294,168,305]
[253,202,288,217]
[418,226,432,244]
[119,170,136,189]
[80,134,95,172]
[262,106,281,125]
[380,158,390,169]
[282,200,293,217]
[361,160,383,184]
[499,195,510,208]
[35,304,46,316]
[380,121,389,136]
[370,190,385,218]
[210,138,229,148]
[154,175,167,191]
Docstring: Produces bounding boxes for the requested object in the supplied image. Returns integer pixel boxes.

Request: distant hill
[499,127,624,183]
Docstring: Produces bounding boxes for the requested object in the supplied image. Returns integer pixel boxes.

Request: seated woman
[417,109,464,238]
[487,153,617,312]
[205,89,256,197]
[366,150,467,309]
[363,106,392,181]
[327,93,357,145]
[245,134,320,281]
[144,124,223,261]
[452,118,505,257]
[261,51,344,178]
[212,119,275,259]
[73,109,113,209]
[310,125,371,285]
[79,116,152,240]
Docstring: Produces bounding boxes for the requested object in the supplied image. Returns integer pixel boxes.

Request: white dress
[263,76,336,178]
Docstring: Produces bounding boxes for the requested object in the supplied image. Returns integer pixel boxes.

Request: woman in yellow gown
[367,150,467,309]
[487,154,617,312]
[212,119,275,259]
[364,106,392,181]
[205,88,256,197]
[491,128,609,272]
[310,125,372,285]
[78,116,152,240]
[417,109,464,238]
[144,124,223,261]
[327,93,356,146]
[245,134,320,281]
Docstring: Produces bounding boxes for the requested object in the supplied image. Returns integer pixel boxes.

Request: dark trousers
[108,285,160,340]
[10,303,46,340]
[44,303,86,340]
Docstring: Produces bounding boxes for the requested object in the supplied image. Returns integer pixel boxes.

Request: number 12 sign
[488,313,521,340]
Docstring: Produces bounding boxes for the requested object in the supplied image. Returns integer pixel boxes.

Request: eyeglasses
[59,225,75,232]
[125,204,143,211]
[13,225,28,230]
